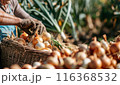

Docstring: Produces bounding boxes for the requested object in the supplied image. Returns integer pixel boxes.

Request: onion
[110,42,120,54]
[20,32,28,40]
[39,36,43,43]
[74,52,87,61]
[82,58,91,68]
[41,48,52,53]
[79,67,86,69]
[10,64,21,69]
[101,40,109,52]
[90,37,101,51]
[76,59,83,66]
[35,42,45,50]
[46,56,59,66]
[52,51,61,58]
[61,54,67,58]
[37,64,55,69]
[63,48,72,56]
[58,57,64,66]
[100,55,111,68]
[111,59,117,68]
[3,67,9,69]
[94,47,105,58]
[22,64,32,69]
[88,55,102,69]
[116,63,120,69]
[44,41,51,47]
[105,65,115,69]
[33,62,41,68]
[64,57,76,69]
[88,55,94,60]
[78,44,88,52]
[32,35,43,46]
[42,32,51,41]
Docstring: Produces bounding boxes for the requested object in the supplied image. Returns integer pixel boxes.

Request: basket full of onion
[0,31,53,68]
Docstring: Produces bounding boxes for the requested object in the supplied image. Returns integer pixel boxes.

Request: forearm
[0,17,21,25]
[0,10,22,25]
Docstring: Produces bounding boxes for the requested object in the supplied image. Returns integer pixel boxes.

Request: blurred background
[18,0,120,45]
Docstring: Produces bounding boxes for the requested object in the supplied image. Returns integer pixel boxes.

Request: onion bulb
[88,56,102,69]
[105,65,114,69]
[90,37,101,51]
[37,64,55,69]
[82,58,91,68]
[64,57,76,69]
[101,40,109,52]
[74,52,87,61]
[111,59,117,68]
[35,42,45,50]
[22,64,32,69]
[20,32,28,40]
[3,67,9,69]
[44,41,51,47]
[110,42,120,54]
[58,57,64,66]
[94,47,105,58]
[89,55,94,60]
[100,55,111,68]
[33,62,41,68]
[42,32,51,41]
[78,44,88,52]
[32,34,43,46]
[63,48,72,56]
[41,48,52,53]
[79,67,86,69]
[52,51,61,58]
[10,64,21,69]
[46,56,59,66]
[116,63,120,69]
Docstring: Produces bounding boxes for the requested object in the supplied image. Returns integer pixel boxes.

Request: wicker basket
[0,38,51,67]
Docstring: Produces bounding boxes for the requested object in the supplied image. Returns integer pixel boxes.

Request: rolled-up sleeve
[13,0,32,19]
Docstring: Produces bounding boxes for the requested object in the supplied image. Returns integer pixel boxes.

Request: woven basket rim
[1,38,52,55]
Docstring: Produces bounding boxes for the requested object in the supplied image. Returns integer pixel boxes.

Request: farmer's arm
[0,9,22,25]
[13,0,42,22]
[0,9,36,35]
[13,0,46,33]
[13,0,32,19]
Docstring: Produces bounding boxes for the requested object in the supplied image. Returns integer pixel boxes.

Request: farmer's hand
[17,19,36,35]
[35,21,46,35]
[18,19,46,35]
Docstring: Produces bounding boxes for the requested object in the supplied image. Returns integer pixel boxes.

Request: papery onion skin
[100,55,111,68]
[88,58,102,69]
[110,42,120,54]
[37,64,55,69]
[64,57,76,69]
[46,56,59,66]
[22,64,32,69]
[74,52,87,60]
[90,37,101,51]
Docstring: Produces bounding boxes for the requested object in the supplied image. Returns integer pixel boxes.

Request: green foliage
[18,0,78,41]
[51,38,63,50]
[18,0,120,43]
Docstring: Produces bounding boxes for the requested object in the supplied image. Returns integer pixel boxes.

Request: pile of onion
[6,33,120,69]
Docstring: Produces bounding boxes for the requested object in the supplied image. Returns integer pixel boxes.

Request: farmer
[0,0,46,41]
